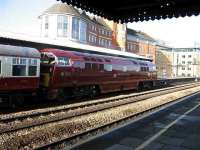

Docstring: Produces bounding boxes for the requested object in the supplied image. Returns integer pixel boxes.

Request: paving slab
[155,136,184,146]
[105,144,132,150]
[142,142,164,150]
[119,137,143,149]
[161,145,191,150]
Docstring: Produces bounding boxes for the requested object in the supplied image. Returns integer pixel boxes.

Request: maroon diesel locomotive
[39,48,156,100]
[0,44,156,105]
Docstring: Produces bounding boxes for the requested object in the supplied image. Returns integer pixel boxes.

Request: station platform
[72,93,200,150]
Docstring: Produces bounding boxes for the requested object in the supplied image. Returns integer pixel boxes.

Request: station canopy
[58,0,200,23]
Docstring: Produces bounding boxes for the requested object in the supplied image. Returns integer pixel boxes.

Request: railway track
[0,82,199,133]
[0,82,200,149]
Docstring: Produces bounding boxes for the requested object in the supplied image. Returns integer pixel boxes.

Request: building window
[80,20,87,42]
[188,74,191,77]
[94,36,97,43]
[188,61,192,64]
[102,29,104,35]
[182,61,185,64]
[101,39,104,46]
[108,41,111,47]
[99,38,101,45]
[91,25,94,31]
[188,67,191,70]
[188,55,192,58]
[182,55,185,58]
[130,44,133,50]
[45,16,49,37]
[182,73,185,77]
[45,16,49,30]
[72,17,79,40]
[57,15,68,37]
[182,67,185,70]
[89,34,92,42]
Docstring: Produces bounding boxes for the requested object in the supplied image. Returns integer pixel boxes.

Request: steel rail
[0,83,199,135]
[35,90,200,150]
[0,82,198,122]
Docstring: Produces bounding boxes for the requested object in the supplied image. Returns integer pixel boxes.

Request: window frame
[57,15,68,37]
[28,58,38,76]
[57,57,70,67]
[12,57,27,77]
[0,60,2,75]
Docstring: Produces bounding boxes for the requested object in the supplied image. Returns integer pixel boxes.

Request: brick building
[39,3,157,62]
[39,3,120,50]
[156,48,200,78]
[126,28,157,63]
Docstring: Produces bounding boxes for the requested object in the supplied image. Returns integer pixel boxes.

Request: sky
[0,0,55,36]
[0,0,200,48]
[128,16,200,48]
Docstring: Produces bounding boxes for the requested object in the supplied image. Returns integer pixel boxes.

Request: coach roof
[0,44,40,58]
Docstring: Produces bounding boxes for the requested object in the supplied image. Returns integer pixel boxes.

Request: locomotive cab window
[12,58,26,76]
[57,57,70,66]
[41,53,56,64]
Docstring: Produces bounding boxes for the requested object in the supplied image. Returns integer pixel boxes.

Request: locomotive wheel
[137,82,143,91]
[9,94,24,108]
[89,85,99,98]
[58,89,71,102]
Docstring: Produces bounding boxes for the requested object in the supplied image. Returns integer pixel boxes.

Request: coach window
[99,64,104,71]
[12,58,26,76]
[85,63,91,70]
[0,60,1,74]
[123,66,127,72]
[28,59,37,76]
[92,63,98,70]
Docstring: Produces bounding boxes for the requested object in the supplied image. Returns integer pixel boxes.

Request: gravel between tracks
[0,86,200,150]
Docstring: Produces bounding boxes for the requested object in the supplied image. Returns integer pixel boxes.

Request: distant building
[156,49,173,78]
[126,28,157,62]
[156,48,200,78]
[39,3,115,49]
[39,3,156,61]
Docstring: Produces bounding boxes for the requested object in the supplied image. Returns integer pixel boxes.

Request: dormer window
[45,16,49,30]
[57,15,68,37]
[72,17,79,40]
